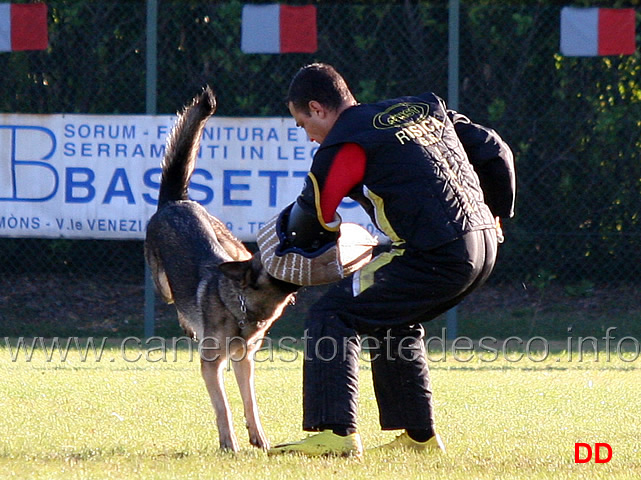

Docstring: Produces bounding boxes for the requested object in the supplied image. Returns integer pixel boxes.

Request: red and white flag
[0,3,48,52]
[560,7,636,57]
[241,4,317,54]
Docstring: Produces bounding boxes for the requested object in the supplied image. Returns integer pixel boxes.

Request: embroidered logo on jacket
[372,101,444,146]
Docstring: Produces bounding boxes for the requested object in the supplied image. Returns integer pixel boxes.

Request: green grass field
[1,339,640,479]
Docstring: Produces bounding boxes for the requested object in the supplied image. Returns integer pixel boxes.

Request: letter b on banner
[575,443,613,463]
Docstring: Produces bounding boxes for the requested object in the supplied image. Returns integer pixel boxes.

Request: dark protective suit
[287,92,515,434]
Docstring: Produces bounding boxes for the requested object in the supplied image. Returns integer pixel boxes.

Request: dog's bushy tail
[157,86,217,208]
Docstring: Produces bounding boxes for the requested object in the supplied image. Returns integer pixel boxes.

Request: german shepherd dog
[145,87,298,452]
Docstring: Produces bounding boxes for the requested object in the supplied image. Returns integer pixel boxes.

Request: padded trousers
[302,228,497,432]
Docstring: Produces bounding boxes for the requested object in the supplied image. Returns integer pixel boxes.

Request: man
[265,63,516,457]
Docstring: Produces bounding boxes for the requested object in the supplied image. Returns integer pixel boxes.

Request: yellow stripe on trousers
[353,248,405,296]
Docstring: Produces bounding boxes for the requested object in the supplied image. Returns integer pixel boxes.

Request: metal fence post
[448,0,460,111]
[144,0,158,339]
[446,0,460,340]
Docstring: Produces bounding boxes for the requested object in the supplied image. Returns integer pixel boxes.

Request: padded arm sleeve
[282,199,339,253]
[448,111,516,218]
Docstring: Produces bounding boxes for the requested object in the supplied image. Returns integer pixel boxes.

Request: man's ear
[308,100,325,118]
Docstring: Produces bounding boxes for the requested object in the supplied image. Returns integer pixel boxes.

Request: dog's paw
[249,430,270,450]
[219,435,241,453]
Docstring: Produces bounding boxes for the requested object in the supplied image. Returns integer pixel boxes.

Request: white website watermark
[2,327,639,364]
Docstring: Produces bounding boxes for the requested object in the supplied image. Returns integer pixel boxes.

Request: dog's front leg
[232,354,269,449]
[201,357,240,452]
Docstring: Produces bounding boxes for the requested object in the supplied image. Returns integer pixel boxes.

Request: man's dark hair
[286,63,353,114]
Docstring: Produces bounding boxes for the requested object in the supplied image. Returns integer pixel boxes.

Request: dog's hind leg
[201,355,240,452]
[146,252,174,304]
[232,354,269,449]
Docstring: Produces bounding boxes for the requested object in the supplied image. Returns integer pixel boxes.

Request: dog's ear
[219,260,251,286]
[219,259,258,288]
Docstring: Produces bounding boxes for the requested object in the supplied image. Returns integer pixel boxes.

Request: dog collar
[237,293,248,329]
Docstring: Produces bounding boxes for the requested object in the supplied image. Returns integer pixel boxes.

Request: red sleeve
[318,143,367,223]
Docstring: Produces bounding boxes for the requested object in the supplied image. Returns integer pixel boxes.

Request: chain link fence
[1,1,640,339]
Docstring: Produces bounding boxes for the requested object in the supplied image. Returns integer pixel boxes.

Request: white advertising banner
[0,113,380,242]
